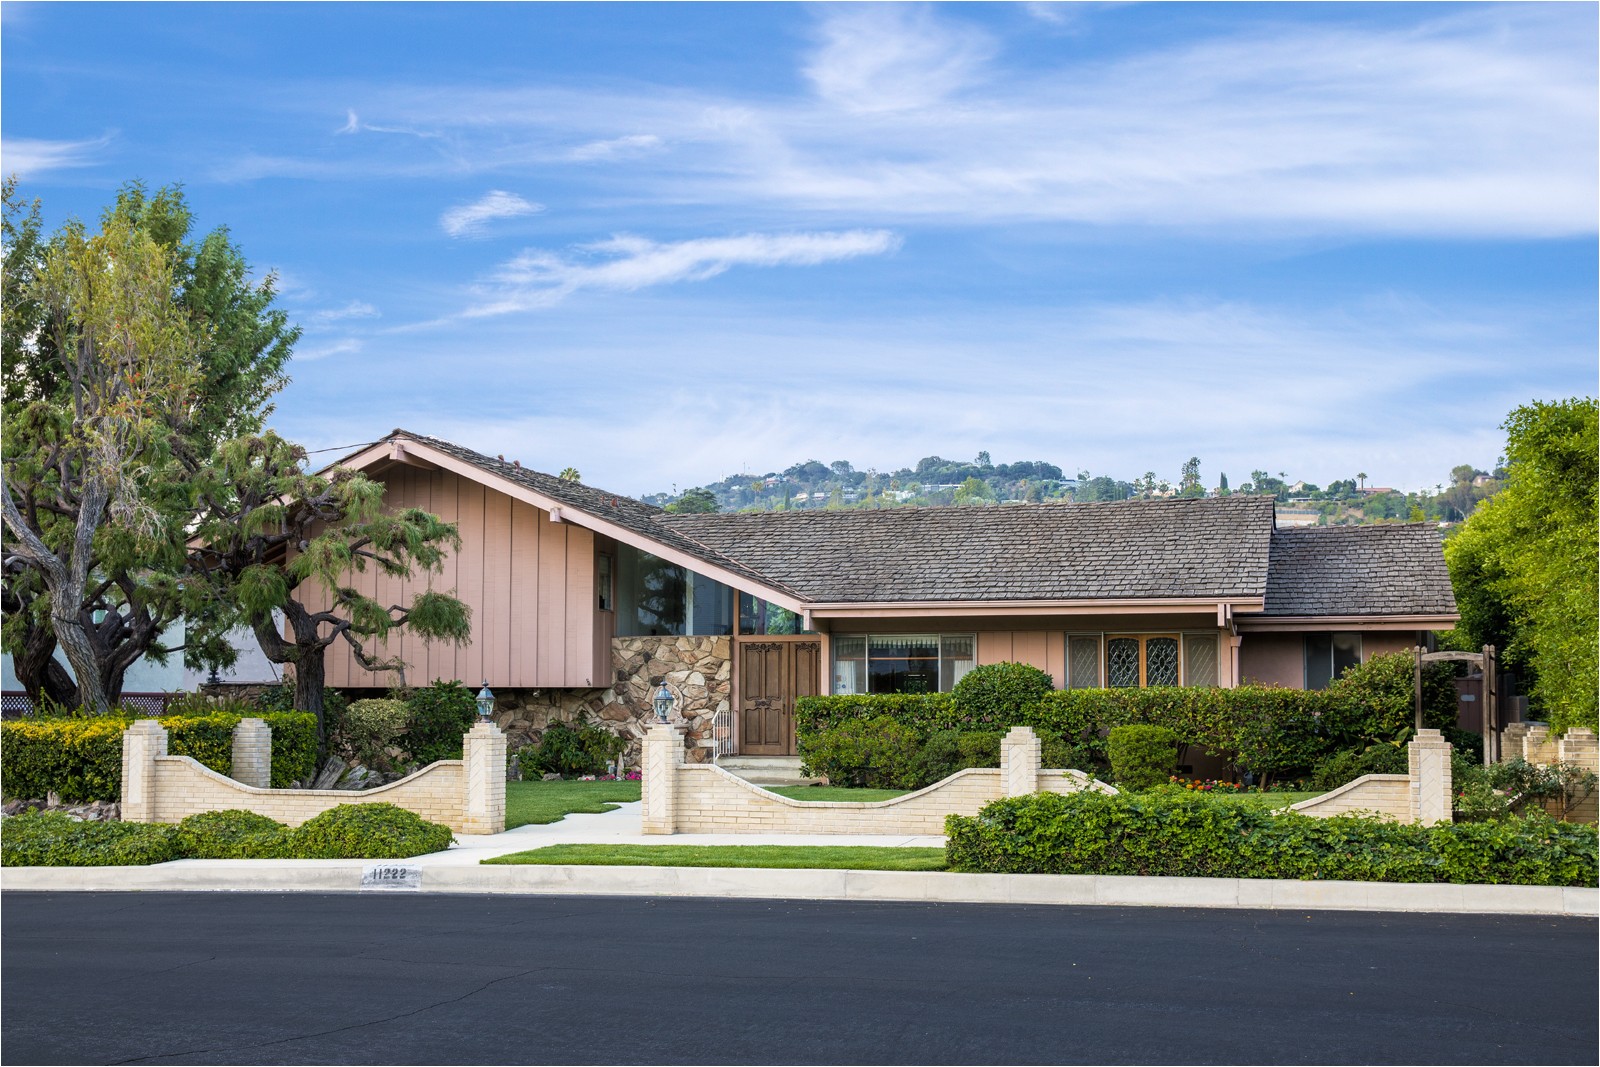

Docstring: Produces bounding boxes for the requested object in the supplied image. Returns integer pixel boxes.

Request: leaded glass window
[1146,637,1179,686]
[1183,634,1218,687]
[1107,638,1141,687]
[1067,635,1102,689]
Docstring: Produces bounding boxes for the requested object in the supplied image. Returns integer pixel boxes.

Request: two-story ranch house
[306,431,1459,765]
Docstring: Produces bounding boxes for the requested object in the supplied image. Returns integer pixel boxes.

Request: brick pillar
[461,721,507,835]
[230,718,272,788]
[1001,726,1041,797]
[1407,728,1453,825]
[641,722,682,835]
[120,719,168,824]
[1524,723,1556,766]
[1501,722,1530,764]
[1558,728,1599,773]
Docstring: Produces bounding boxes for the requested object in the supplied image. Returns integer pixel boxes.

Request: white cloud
[567,134,662,161]
[439,190,544,237]
[294,338,364,362]
[306,300,379,325]
[803,5,995,113]
[461,229,901,316]
[1,134,111,178]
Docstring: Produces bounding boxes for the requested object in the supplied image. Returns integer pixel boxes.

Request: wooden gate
[736,639,820,756]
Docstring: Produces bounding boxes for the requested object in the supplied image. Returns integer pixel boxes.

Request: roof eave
[1238,613,1459,632]
[809,597,1266,620]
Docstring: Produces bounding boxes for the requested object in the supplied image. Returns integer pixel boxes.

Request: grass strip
[763,786,911,803]
[505,780,641,829]
[483,843,948,871]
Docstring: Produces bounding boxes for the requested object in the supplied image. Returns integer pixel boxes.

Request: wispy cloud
[567,134,662,161]
[1,134,112,178]
[440,190,544,237]
[461,229,900,316]
[306,300,379,325]
[803,4,995,113]
[294,338,365,362]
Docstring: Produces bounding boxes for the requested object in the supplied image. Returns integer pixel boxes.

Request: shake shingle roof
[364,432,1456,618]
[1263,524,1458,616]
[659,496,1275,603]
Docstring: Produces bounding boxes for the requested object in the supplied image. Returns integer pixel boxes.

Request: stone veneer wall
[481,636,732,765]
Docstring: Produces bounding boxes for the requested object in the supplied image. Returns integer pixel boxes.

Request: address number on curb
[361,864,422,890]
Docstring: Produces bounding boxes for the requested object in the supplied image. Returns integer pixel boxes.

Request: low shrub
[1,810,184,867]
[794,693,956,739]
[1454,756,1600,823]
[292,803,454,859]
[1311,744,1409,792]
[905,730,1004,789]
[944,790,1598,886]
[405,681,478,765]
[1108,725,1179,790]
[176,809,294,859]
[519,719,626,778]
[800,715,924,788]
[338,698,412,770]
[950,662,1055,724]
[0,711,318,801]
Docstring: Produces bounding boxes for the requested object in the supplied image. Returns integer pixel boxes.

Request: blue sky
[4,2,1595,496]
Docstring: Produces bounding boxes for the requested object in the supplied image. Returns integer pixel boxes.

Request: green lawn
[764,785,912,803]
[484,843,948,870]
[505,779,641,829]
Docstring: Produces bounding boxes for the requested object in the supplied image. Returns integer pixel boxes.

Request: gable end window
[1305,633,1361,690]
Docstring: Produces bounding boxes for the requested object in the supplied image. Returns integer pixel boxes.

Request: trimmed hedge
[795,652,1458,779]
[2,802,454,866]
[1107,725,1179,790]
[0,711,318,802]
[405,681,479,765]
[944,790,1598,887]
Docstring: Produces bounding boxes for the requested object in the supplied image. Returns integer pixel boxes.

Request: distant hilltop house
[269,431,1458,763]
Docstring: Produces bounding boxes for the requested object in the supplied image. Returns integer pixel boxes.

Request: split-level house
[308,431,1459,765]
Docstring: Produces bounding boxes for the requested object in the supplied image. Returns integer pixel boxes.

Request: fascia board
[1237,614,1460,632]
[809,597,1265,619]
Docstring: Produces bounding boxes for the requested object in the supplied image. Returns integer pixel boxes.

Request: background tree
[558,467,581,482]
[1178,456,1203,497]
[189,434,471,742]
[664,487,718,514]
[1445,398,1597,731]
[1217,472,1230,496]
[1,182,296,708]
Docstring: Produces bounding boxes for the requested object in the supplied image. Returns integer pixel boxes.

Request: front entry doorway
[736,638,820,756]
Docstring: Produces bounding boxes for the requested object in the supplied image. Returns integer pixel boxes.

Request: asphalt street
[2,892,1594,1065]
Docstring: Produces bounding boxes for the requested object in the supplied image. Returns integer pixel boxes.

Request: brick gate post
[462,721,508,835]
[1001,726,1041,797]
[230,718,272,788]
[120,719,169,824]
[641,722,683,834]
[1407,728,1453,825]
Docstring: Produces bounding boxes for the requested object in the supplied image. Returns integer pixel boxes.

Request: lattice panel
[1107,639,1141,688]
[1146,638,1179,686]
[1068,637,1101,688]
[1184,635,1218,687]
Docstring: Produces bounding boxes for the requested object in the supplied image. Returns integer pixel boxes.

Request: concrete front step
[715,756,823,787]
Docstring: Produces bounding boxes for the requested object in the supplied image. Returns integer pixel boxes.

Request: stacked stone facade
[479,636,732,765]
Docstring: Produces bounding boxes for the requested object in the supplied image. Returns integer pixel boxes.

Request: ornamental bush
[1,810,184,867]
[1107,725,1180,790]
[951,662,1055,724]
[176,809,295,859]
[338,699,413,770]
[0,711,317,801]
[292,802,454,859]
[798,715,923,788]
[519,719,626,778]
[944,790,1597,886]
[1310,744,1410,791]
[405,681,478,765]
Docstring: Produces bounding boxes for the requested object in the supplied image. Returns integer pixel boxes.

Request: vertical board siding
[1044,632,1065,689]
[482,487,513,686]
[977,632,1013,667]
[428,468,459,684]
[454,478,486,687]
[564,526,596,686]
[1013,631,1049,674]
[509,499,542,686]
[537,518,568,687]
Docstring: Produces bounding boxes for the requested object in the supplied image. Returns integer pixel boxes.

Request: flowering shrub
[1169,776,1246,793]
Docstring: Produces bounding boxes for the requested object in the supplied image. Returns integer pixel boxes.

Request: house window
[738,593,812,635]
[1305,633,1361,690]
[597,553,614,612]
[614,544,733,636]
[1067,633,1219,688]
[831,634,977,695]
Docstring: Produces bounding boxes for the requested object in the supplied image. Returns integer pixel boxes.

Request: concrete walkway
[4,801,1596,917]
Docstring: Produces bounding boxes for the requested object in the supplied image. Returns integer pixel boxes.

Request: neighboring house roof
[1263,525,1457,617]
[333,432,1456,620]
[659,496,1275,604]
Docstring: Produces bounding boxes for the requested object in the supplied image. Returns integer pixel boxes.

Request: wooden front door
[737,639,820,756]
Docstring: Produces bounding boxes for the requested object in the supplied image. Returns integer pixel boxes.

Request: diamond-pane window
[1068,636,1102,689]
[1146,638,1179,686]
[1107,638,1141,687]
[1183,634,1218,687]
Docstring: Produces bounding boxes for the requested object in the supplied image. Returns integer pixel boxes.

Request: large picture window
[832,634,976,695]
[1304,633,1361,690]
[1065,633,1220,689]
[614,544,733,637]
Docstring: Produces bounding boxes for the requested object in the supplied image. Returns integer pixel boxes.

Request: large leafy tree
[1,181,296,709]
[188,434,471,742]
[1445,398,1598,732]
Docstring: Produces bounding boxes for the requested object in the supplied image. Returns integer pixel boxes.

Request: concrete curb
[3,862,1595,916]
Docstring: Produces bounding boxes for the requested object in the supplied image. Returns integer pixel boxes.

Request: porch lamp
[652,683,675,723]
[475,682,495,722]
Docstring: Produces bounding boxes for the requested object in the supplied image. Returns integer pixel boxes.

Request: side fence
[120,718,507,835]
[1290,728,1454,824]
[642,724,1116,835]
[1499,724,1598,823]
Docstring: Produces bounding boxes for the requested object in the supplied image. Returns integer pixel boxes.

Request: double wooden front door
[737,639,820,756]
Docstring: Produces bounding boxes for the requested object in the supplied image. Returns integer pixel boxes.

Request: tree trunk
[11,621,79,710]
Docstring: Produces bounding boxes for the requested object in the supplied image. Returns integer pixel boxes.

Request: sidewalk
[4,802,1595,918]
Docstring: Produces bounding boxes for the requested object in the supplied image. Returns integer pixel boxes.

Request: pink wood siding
[306,468,602,689]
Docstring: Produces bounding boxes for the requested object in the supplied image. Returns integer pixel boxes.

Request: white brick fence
[641,724,1115,835]
[1499,724,1599,823]
[1290,729,1453,824]
[120,718,507,835]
